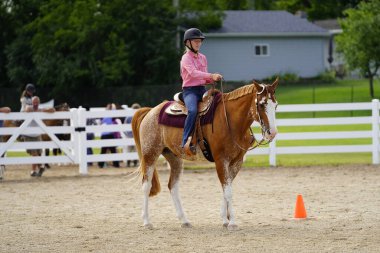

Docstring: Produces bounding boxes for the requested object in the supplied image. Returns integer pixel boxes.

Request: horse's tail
[131,107,161,197]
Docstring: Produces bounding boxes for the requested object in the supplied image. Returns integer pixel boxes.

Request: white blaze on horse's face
[256,83,278,141]
[264,95,278,141]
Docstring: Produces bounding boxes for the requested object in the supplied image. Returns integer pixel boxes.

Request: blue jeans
[182,86,206,147]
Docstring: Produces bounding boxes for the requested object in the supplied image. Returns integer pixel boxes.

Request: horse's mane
[223,84,255,101]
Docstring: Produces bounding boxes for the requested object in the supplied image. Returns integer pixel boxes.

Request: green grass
[276,79,380,118]
[243,153,372,167]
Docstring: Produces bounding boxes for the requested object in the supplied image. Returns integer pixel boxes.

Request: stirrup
[184,137,196,156]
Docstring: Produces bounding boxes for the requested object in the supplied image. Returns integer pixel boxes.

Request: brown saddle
[166,88,218,162]
[165,89,216,116]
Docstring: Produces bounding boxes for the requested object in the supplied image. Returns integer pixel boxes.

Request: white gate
[0,108,137,175]
[0,111,75,166]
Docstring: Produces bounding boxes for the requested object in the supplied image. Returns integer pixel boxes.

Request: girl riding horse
[132,78,279,230]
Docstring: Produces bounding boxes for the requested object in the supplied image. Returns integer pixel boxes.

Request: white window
[254,44,269,57]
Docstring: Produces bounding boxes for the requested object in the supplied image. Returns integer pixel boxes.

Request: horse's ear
[253,80,262,91]
[271,77,279,90]
[252,79,260,86]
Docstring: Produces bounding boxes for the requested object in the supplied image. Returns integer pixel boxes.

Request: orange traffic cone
[294,194,307,219]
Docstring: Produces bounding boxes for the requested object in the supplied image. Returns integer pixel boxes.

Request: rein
[218,79,271,152]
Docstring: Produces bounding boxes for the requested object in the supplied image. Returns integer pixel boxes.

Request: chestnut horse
[132,78,279,230]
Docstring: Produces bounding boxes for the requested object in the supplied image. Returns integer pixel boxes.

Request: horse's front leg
[216,160,239,231]
[221,180,238,230]
[163,151,191,228]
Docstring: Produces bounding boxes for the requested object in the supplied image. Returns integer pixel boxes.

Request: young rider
[180,28,222,155]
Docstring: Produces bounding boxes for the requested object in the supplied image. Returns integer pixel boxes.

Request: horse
[131,78,279,230]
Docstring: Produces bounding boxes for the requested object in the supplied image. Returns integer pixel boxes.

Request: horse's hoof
[181,222,192,228]
[143,223,153,230]
[227,224,239,231]
[222,223,229,228]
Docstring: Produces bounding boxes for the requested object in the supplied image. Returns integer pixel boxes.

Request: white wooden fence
[1,100,379,175]
[247,99,380,166]
[0,107,138,175]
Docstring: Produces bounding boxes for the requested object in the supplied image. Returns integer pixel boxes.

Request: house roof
[313,19,342,35]
[207,11,330,37]
[313,19,341,30]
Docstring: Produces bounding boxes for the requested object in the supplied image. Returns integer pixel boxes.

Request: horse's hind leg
[141,149,162,229]
[142,165,153,228]
[162,149,191,228]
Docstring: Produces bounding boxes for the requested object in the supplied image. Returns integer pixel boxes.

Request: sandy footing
[1,164,379,252]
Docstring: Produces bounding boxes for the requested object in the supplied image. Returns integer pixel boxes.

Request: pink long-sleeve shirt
[180,51,213,88]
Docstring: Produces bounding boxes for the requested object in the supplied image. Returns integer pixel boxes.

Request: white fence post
[77,108,88,174]
[371,99,379,164]
[269,139,276,166]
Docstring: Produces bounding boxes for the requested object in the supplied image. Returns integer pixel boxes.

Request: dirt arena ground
[1,163,379,253]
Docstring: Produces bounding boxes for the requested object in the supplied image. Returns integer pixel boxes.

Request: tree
[6,0,180,102]
[336,0,380,98]
[275,0,362,20]
[1,0,49,88]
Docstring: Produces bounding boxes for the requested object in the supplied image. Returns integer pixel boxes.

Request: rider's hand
[211,73,223,82]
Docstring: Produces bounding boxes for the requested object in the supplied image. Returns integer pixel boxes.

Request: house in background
[202,11,331,81]
[313,19,346,78]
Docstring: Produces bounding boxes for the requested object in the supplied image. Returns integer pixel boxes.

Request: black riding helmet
[183,28,205,53]
[25,83,35,93]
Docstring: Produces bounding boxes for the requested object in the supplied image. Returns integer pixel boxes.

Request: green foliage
[274,0,362,20]
[178,0,224,31]
[5,0,181,102]
[336,0,380,75]
[336,0,380,97]
[316,70,336,83]
[264,72,299,83]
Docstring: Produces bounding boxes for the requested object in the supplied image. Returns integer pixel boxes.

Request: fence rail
[247,99,380,166]
[1,100,380,175]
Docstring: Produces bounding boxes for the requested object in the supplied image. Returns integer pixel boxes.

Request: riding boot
[184,137,196,156]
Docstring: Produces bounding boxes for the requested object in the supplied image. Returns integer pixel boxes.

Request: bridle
[219,79,273,152]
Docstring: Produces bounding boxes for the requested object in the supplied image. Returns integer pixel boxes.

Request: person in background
[0,106,11,127]
[20,83,36,112]
[98,103,120,168]
[180,28,222,155]
[84,106,96,166]
[124,103,141,167]
[0,106,11,180]
[0,106,11,114]
[23,96,54,177]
